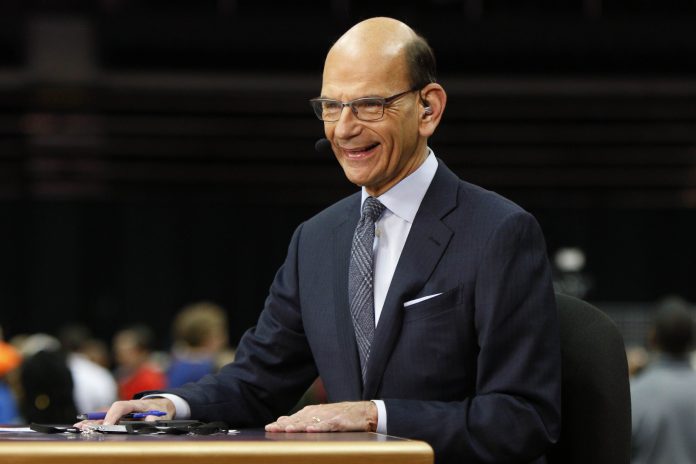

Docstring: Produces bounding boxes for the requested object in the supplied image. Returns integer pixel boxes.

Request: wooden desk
[0,428,433,464]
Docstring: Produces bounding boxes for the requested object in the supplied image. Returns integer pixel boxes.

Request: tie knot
[362,197,385,222]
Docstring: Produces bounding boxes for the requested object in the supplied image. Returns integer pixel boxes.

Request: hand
[73,398,176,429]
[265,401,377,433]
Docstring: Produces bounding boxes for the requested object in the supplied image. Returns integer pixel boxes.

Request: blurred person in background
[80,338,112,369]
[631,298,696,464]
[14,334,76,424]
[59,324,118,413]
[0,326,22,423]
[167,301,234,388]
[113,325,165,400]
[626,345,649,378]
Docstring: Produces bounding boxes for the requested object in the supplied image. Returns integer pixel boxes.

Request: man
[631,299,696,464]
[112,326,166,400]
[93,17,561,463]
[59,324,118,413]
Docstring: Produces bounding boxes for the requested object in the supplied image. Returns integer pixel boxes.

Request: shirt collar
[360,148,438,223]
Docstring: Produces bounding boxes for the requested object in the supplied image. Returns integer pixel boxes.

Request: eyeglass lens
[315,98,384,122]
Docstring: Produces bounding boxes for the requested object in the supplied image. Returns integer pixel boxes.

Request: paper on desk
[0,427,35,432]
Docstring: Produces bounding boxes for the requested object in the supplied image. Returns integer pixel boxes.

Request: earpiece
[420,94,432,116]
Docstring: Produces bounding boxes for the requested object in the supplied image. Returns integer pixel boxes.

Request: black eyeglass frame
[309,88,420,122]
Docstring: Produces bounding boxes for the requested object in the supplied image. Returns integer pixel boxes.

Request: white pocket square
[403,293,443,308]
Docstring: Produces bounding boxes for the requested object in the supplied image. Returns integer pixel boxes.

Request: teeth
[344,144,378,157]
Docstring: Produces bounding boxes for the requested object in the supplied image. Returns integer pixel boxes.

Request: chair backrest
[546,293,632,464]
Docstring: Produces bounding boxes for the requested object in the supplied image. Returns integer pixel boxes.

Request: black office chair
[546,293,631,464]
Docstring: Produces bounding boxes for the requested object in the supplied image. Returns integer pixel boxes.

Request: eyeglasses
[309,89,418,122]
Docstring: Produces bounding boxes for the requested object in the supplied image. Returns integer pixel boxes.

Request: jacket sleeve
[165,223,318,426]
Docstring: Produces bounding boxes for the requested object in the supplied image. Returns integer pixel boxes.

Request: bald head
[325,17,436,92]
[330,17,416,61]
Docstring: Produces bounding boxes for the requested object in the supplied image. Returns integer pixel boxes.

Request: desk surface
[0,427,433,464]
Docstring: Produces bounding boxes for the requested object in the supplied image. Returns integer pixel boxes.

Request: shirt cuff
[142,393,191,419]
[371,399,387,434]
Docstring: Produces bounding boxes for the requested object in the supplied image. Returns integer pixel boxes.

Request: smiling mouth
[343,143,380,159]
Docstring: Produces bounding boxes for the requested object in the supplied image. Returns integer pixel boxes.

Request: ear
[418,83,447,138]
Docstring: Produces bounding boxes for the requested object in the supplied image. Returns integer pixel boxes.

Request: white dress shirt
[360,150,438,433]
[366,150,438,324]
[153,150,439,434]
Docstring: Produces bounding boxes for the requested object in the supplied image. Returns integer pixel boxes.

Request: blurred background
[1,0,695,357]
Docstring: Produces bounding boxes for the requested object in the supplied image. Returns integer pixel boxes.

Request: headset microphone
[315,138,333,155]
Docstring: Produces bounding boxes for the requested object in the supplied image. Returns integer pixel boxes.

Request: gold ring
[311,416,321,423]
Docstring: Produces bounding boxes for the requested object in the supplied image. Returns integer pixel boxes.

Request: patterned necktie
[349,196,386,383]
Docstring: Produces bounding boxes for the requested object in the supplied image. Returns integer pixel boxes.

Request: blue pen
[76,410,167,421]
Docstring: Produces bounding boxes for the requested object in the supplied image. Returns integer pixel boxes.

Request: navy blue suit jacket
[167,160,561,463]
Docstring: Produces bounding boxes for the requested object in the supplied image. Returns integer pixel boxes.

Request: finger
[266,418,302,433]
[73,419,103,429]
[285,417,322,433]
[305,416,331,432]
[103,400,140,425]
[272,416,293,428]
[265,422,280,432]
[305,415,332,433]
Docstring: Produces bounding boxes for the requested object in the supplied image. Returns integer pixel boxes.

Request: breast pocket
[386,285,473,397]
[402,286,461,323]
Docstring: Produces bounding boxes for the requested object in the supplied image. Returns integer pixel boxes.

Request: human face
[113,332,142,369]
[321,51,428,197]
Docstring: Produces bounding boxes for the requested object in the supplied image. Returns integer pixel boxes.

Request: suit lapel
[332,195,363,399]
[362,162,459,399]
